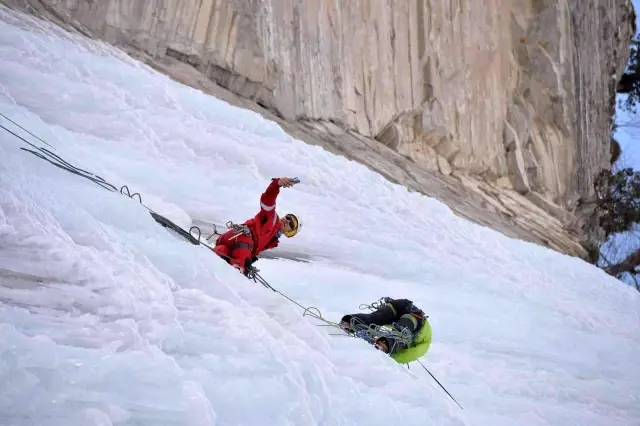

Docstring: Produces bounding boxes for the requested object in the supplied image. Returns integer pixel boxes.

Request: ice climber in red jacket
[212,177,300,276]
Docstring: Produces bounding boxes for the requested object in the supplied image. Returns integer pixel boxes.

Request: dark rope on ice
[2,115,465,411]
[0,118,146,205]
[119,185,142,203]
[416,359,464,410]
[0,112,55,149]
[19,147,119,192]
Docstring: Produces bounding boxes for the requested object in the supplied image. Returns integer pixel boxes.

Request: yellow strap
[385,302,397,316]
[400,313,418,328]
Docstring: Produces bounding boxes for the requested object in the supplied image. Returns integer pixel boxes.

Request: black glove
[245,257,256,269]
[243,258,259,279]
[339,315,354,332]
[244,265,257,279]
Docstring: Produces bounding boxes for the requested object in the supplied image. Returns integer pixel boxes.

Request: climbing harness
[1,112,463,411]
[225,221,252,241]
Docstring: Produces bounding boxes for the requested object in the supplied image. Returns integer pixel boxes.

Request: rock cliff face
[3,0,636,258]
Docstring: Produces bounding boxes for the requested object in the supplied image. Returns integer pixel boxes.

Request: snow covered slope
[0,6,639,426]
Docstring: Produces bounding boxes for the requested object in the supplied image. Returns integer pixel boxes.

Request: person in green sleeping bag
[339,297,432,364]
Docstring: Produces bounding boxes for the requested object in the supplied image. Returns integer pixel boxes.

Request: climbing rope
[0,112,55,149]
[417,359,464,410]
[347,317,415,347]
[209,245,335,324]
[1,113,463,411]
[1,115,145,202]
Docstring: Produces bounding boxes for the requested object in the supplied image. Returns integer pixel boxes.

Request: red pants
[212,229,254,273]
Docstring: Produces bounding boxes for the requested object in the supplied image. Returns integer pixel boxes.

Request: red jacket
[243,178,282,255]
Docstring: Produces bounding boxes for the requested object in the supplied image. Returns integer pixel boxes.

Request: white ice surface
[0,6,639,426]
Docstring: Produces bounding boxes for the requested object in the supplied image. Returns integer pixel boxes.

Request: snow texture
[0,6,639,426]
